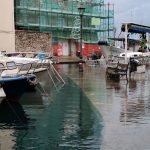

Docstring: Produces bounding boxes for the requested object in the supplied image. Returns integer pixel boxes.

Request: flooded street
[57,64,150,150]
[1,64,150,149]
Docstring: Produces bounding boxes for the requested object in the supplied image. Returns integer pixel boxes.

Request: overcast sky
[105,0,150,34]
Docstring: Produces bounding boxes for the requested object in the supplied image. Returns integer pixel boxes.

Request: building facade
[0,0,114,56]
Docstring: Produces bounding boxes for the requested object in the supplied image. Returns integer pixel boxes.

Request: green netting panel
[15,0,114,43]
[52,37,59,44]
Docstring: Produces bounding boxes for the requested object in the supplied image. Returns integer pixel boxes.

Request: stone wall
[15,30,52,52]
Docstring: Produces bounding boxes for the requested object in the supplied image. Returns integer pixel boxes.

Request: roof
[108,38,140,43]
[108,38,140,44]
[121,23,150,34]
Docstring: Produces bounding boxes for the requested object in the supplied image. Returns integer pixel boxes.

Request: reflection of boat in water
[20,87,48,106]
[0,99,30,149]
[0,99,29,128]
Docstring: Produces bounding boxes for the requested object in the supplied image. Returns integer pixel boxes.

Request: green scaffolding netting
[15,0,114,44]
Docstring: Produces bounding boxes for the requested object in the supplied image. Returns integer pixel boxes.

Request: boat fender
[27,77,38,85]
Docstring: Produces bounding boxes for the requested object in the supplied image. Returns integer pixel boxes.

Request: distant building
[0,0,114,56]
[0,0,15,52]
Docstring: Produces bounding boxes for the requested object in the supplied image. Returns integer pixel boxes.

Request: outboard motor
[130,58,139,73]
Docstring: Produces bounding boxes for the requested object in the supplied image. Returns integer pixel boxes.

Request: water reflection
[1,77,103,150]
[128,79,137,90]
[20,87,47,106]
[106,79,121,91]
[120,78,150,125]
[0,99,29,129]
[2,63,150,150]
[0,99,30,149]
[59,64,150,149]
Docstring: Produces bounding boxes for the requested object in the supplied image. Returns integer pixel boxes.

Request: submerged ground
[0,63,150,150]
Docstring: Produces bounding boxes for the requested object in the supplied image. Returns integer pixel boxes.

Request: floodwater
[1,63,150,150]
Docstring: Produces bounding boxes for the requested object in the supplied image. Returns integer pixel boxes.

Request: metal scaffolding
[15,0,114,44]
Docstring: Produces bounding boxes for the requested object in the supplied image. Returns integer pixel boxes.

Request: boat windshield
[6,61,17,70]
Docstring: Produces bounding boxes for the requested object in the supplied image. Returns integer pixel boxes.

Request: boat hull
[0,88,5,103]
[0,74,37,101]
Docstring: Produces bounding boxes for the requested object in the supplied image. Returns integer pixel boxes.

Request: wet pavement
[0,63,150,150]
[57,64,150,150]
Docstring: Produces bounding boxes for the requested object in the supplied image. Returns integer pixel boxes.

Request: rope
[5,98,24,124]
[35,77,51,99]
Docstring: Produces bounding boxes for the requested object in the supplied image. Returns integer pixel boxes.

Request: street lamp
[78,3,85,72]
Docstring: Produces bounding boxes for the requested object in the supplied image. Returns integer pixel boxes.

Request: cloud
[105,0,150,33]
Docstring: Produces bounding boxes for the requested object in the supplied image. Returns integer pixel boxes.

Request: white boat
[0,57,37,101]
[8,56,52,65]
[0,52,66,92]
[0,52,52,73]
[7,55,65,86]
[9,56,52,74]
[0,53,52,74]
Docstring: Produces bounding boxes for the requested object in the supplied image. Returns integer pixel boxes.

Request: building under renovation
[0,0,114,56]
